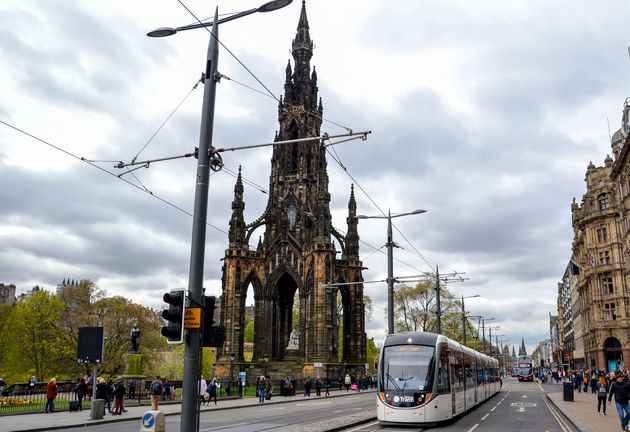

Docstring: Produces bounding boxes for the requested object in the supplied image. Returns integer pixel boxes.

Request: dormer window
[598,193,610,210]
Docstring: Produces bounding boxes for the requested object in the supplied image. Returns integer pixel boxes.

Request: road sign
[184,307,201,328]
[314,362,323,368]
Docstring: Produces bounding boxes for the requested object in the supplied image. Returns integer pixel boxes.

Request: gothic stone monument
[215,1,366,382]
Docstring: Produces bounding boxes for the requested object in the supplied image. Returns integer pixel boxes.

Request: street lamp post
[461,294,480,347]
[356,209,426,335]
[147,2,292,431]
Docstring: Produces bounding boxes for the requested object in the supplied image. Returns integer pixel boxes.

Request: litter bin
[563,381,574,402]
[90,399,104,419]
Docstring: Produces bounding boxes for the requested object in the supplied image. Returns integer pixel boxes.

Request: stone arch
[604,336,624,371]
[266,265,303,360]
[338,283,352,362]
[236,270,264,361]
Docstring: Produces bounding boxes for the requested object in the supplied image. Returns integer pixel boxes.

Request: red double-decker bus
[516,355,533,382]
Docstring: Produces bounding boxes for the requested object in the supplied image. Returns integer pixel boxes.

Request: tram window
[383,345,435,391]
[450,353,464,390]
[437,355,450,393]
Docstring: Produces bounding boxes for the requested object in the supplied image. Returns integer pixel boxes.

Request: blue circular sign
[142,413,155,428]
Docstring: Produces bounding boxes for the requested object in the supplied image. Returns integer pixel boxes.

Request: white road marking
[467,424,479,432]
[482,413,490,420]
[491,406,496,412]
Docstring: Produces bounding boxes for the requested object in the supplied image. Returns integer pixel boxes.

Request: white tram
[376,332,500,425]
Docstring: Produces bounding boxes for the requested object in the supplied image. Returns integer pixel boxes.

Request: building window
[599,250,611,265]
[597,227,608,242]
[605,303,616,321]
[602,277,614,294]
[598,194,610,210]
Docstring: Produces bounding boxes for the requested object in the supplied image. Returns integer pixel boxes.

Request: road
[54,378,574,431]
[350,377,573,432]
[58,392,375,432]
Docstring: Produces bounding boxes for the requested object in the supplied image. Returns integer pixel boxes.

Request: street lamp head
[355,215,369,219]
[257,0,293,12]
[147,27,178,38]
[410,209,427,215]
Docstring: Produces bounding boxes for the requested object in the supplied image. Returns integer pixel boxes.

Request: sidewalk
[3,388,376,432]
[545,383,619,432]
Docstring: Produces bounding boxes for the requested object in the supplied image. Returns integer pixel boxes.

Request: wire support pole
[180,10,219,432]
[387,210,395,335]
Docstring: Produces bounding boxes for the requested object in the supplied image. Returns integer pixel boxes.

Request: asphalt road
[351,378,573,432]
[53,378,574,432]
[58,392,376,432]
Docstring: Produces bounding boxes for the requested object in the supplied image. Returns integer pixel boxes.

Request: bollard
[140,410,165,432]
[90,399,104,420]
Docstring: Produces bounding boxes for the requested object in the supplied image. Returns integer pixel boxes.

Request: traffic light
[202,295,226,348]
[374,358,379,370]
[161,289,185,344]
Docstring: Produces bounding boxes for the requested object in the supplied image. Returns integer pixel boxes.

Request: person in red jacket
[45,378,57,413]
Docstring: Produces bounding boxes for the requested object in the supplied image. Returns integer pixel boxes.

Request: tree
[9,291,66,382]
[393,281,466,339]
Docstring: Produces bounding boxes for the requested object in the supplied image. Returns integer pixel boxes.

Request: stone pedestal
[123,353,146,398]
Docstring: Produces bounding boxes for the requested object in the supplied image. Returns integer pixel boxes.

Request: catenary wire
[0,119,228,236]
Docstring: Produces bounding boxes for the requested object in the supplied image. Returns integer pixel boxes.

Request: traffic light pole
[181,10,219,432]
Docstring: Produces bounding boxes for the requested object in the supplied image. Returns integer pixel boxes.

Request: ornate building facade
[216,1,366,379]
[572,155,628,371]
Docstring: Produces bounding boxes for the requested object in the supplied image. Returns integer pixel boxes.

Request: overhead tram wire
[131,76,203,163]
[0,119,228,236]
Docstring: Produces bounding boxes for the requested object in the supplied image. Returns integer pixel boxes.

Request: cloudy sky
[1,0,629,355]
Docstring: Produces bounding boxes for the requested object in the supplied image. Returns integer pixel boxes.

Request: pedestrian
[28,376,36,394]
[314,376,322,396]
[265,377,272,401]
[113,376,125,415]
[257,376,266,403]
[597,375,608,415]
[75,377,88,411]
[150,375,163,411]
[0,377,5,396]
[105,377,114,413]
[45,377,57,413]
[128,379,136,399]
[303,376,312,397]
[325,377,330,397]
[199,376,207,405]
[206,378,219,405]
[608,373,630,429]
[583,374,588,392]
[284,376,292,397]
[95,377,108,415]
[344,373,351,391]
[164,378,173,400]
[590,373,598,394]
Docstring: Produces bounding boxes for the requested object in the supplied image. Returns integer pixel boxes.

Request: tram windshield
[383,345,435,391]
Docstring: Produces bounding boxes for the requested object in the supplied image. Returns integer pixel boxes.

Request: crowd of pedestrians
[559,369,630,431]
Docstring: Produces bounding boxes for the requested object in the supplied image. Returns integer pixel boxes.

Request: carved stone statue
[286,328,299,350]
[129,325,141,353]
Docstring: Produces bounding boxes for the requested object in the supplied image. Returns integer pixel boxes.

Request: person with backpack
[597,374,609,415]
[314,376,322,397]
[150,375,163,411]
